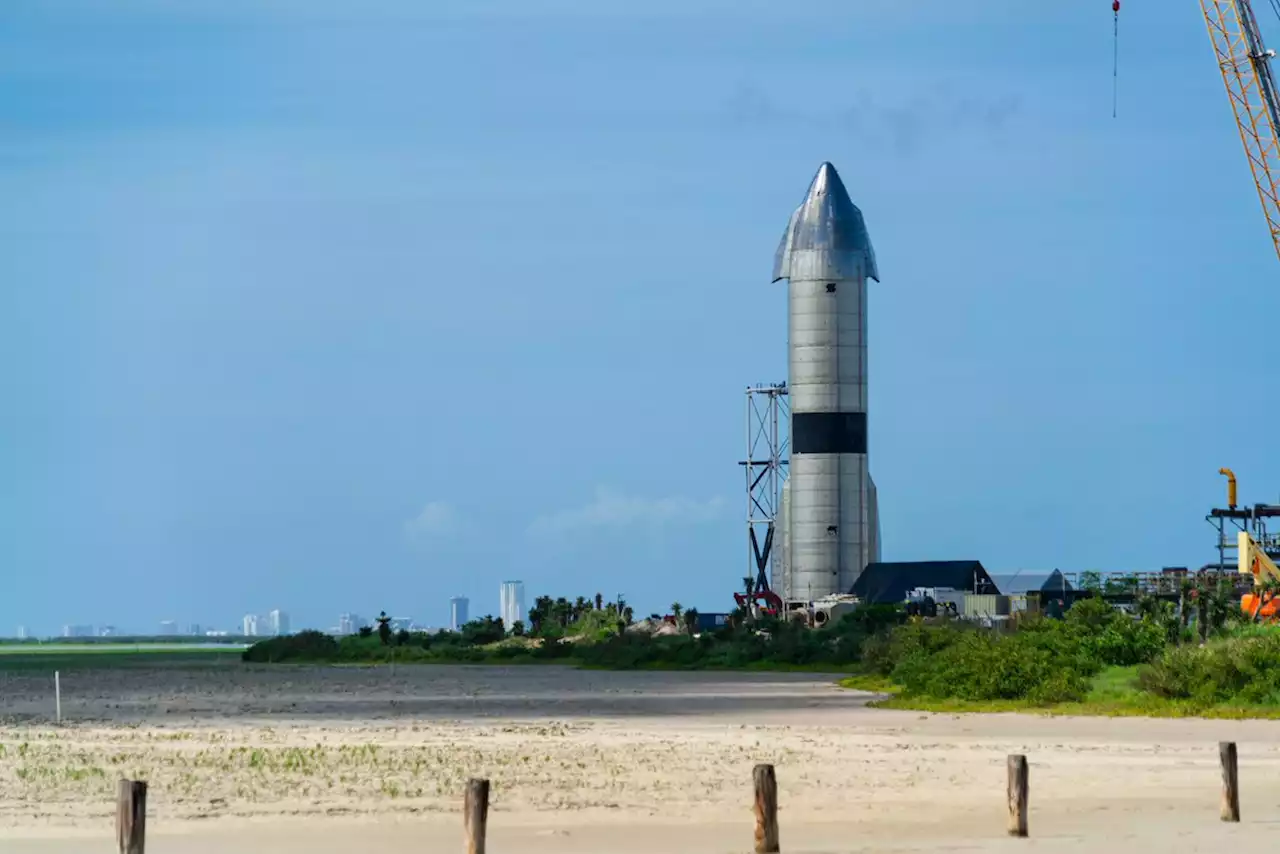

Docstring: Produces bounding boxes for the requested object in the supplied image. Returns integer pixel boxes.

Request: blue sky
[4,0,1280,635]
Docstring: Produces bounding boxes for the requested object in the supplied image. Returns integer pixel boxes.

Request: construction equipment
[1238,530,1280,618]
[1200,1,1280,264]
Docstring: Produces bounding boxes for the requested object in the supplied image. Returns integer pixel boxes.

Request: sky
[4,0,1280,636]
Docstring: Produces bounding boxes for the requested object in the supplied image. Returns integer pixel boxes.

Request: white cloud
[404,501,458,539]
[528,488,726,536]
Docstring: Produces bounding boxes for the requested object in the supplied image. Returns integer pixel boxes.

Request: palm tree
[375,611,392,646]
[528,597,550,634]
[684,607,700,636]
[594,592,604,611]
[670,602,683,624]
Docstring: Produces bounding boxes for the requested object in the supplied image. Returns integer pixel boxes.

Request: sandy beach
[2,663,1279,852]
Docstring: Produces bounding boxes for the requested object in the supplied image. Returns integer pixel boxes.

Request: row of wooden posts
[1007,743,1243,838]
[111,742,1247,853]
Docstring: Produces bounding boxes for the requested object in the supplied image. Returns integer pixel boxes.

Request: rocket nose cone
[773,161,880,282]
[803,161,856,213]
[808,161,842,197]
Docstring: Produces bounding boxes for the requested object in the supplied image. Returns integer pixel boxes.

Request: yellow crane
[1238,530,1280,618]
[1200,0,1280,263]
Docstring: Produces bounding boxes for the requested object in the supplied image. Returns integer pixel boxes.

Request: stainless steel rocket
[773,162,881,601]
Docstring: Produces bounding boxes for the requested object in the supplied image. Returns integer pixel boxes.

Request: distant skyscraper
[159,620,178,636]
[62,624,94,638]
[336,613,369,635]
[450,597,469,631]
[242,614,259,637]
[499,581,525,631]
[186,623,203,637]
[268,609,290,636]
[15,626,27,640]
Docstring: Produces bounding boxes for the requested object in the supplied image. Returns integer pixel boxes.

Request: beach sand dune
[1,664,1278,852]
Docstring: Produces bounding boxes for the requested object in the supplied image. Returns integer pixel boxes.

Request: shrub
[861,620,965,676]
[1063,600,1166,668]
[868,599,1171,706]
[891,629,1091,704]
[1139,632,1280,705]
[242,630,338,663]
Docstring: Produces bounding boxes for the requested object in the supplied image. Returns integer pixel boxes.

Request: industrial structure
[1200,0,1280,264]
[742,162,882,610]
[726,3,1280,621]
[739,383,788,605]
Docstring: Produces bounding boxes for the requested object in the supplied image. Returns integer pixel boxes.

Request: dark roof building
[989,569,1074,596]
[852,560,999,605]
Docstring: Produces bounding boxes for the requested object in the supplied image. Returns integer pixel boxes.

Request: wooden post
[1007,754,1029,838]
[464,778,490,854]
[1220,741,1240,823]
[753,763,780,853]
[116,779,147,854]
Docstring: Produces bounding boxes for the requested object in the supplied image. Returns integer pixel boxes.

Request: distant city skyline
[5,591,524,637]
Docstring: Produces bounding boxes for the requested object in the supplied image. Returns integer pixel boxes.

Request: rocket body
[773,162,881,600]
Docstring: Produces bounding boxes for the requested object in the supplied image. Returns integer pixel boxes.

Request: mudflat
[1,663,1278,853]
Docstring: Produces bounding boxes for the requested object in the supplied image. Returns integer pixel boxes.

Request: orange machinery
[1238,530,1280,620]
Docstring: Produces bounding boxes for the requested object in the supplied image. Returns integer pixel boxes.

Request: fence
[109,742,1249,852]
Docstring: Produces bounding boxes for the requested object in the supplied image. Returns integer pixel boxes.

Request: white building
[499,581,525,631]
[449,597,469,631]
[268,609,290,636]
[336,613,365,636]
[242,614,259,637]
[15,626,27,640]
[159,620,178,636]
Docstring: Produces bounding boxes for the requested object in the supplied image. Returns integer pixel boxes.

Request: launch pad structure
[1206,470,1280,573]
[740,383,789,603]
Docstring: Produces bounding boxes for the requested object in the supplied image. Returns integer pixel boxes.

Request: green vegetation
[0,636,252,646]
[0,643,246,655]
[240,582,1280,719]
[243,597,906,671]
[0,646,245,671]
[839,596,1280,718]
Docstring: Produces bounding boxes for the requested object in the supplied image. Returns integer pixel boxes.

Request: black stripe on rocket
[790,412,867,456]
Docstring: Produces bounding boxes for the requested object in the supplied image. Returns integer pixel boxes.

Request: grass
[0,646,245,671]
[0,644,246,655]
[839,666,1280,720]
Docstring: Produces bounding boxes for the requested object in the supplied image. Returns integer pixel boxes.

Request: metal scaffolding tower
[1208,504,1280,571]
[739,383,789,597]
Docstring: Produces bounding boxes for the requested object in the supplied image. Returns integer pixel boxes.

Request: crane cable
[1113,1,1120,119]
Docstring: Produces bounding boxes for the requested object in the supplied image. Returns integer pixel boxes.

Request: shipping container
[963,594,999,619]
